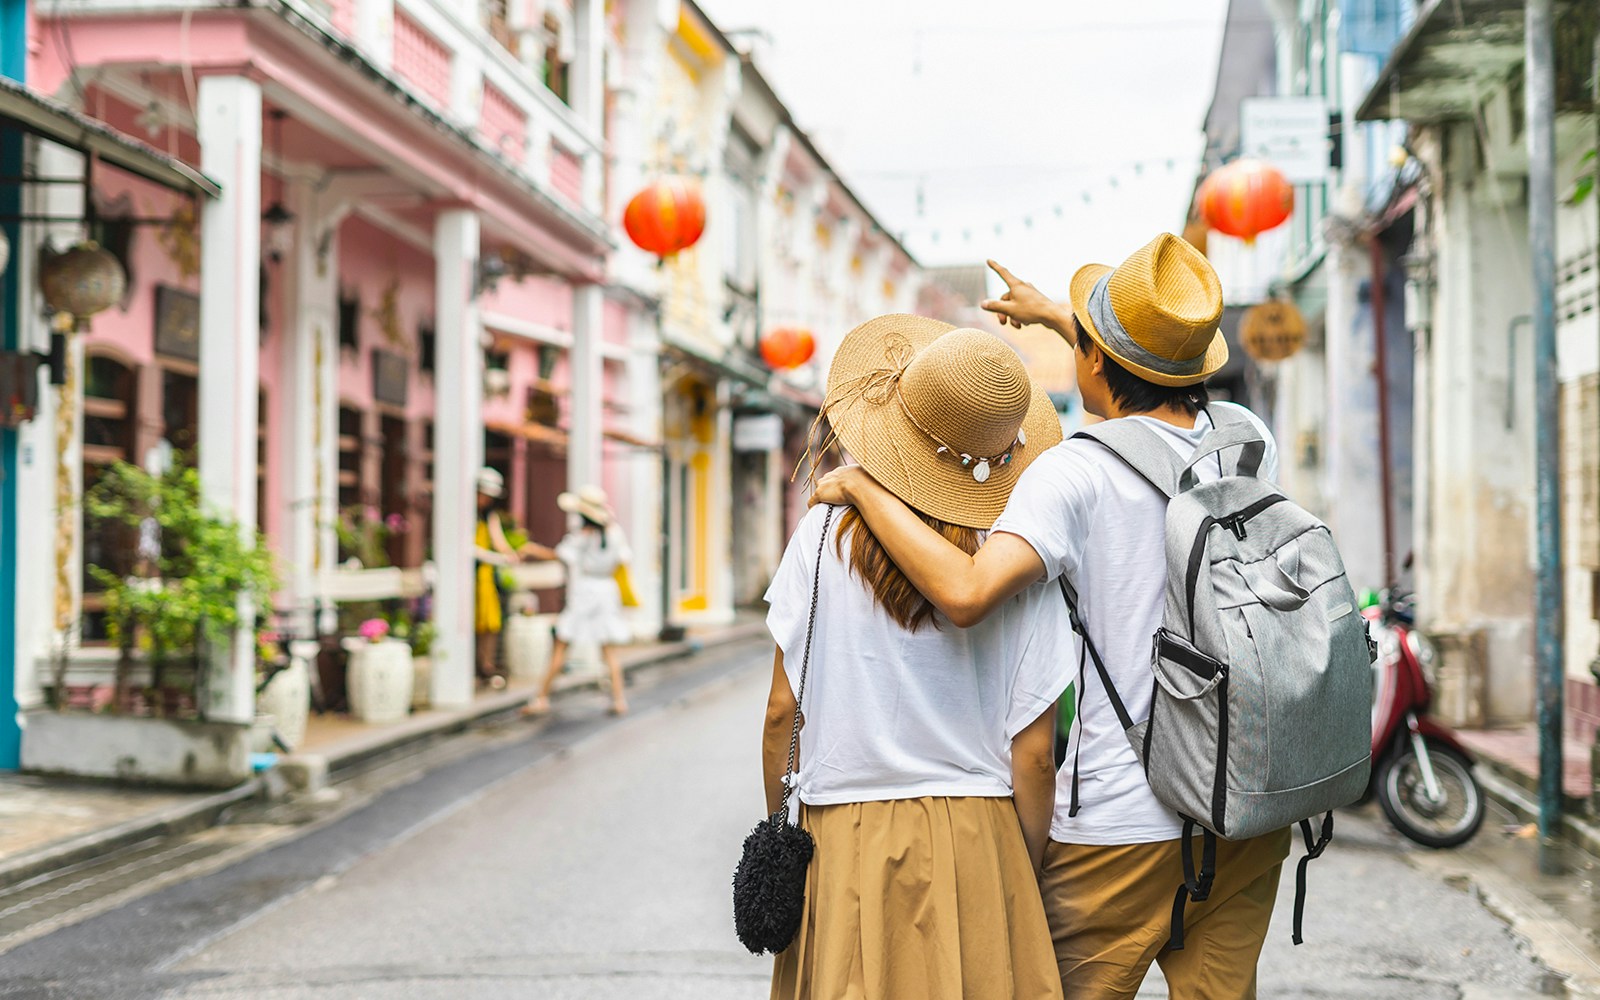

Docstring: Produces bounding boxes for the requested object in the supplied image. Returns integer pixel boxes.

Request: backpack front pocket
[1142,630,1231,830]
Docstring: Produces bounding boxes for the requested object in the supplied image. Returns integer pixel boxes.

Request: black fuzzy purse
[732,504,834,956]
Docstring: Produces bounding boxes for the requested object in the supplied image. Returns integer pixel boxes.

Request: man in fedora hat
[812,234,1289,1000]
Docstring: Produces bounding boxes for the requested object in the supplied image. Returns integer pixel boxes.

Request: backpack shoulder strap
[1072,420,1184,500]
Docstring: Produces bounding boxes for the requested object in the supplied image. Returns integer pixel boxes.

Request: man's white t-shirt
[990,402,1279,846]
[765,504,1076,808]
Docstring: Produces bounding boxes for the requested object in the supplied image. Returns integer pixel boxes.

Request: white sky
[696,0,1230,300]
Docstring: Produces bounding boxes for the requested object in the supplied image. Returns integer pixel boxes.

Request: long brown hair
[835,507,981,632]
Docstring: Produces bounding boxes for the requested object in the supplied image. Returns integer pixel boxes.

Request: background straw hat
[475,467,504,498]
[558,484,612,526]
[824,315,1063,529]
[1069,232,1229,387]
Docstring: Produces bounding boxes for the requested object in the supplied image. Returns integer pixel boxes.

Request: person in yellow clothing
[473,468,545,688]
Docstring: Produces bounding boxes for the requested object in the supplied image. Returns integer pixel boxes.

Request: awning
[662,334,771,389]
[485,419,567,448]
[1356,0,1596,124]
[0,76,221,199]
[603,427,662,450]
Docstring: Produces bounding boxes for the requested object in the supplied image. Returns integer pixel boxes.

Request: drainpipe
[1526,0,1565,858]
[1369,237,1398,590]
[0,0,27,769]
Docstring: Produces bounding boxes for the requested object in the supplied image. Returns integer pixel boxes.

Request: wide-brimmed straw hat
[821,315,1063,529]
[1069,233,1229,388]
[475,467,504,498]
[558,484,612,526]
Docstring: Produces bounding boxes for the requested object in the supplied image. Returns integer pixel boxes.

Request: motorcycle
[1362,587,1486,848]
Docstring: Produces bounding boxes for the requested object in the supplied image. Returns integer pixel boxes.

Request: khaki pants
[1040,828,1292,1000]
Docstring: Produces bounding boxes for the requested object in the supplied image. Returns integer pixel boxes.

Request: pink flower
[385,513,407,532]
[359,618,390,642]
[364,505,381,522]
[258,630,280,644]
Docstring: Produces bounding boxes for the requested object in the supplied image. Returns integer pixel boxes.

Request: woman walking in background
[525,485,633,717]
[762,316,1071,1000]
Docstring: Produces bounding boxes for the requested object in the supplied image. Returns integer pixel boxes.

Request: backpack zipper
[1219,495,1289,541]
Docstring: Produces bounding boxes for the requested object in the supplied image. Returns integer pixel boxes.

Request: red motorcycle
[1363,588,1485,848]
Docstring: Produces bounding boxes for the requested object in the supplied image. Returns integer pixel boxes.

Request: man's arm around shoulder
[811,466,1045,627]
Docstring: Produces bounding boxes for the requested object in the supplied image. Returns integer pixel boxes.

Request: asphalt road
[0,641,1566,999]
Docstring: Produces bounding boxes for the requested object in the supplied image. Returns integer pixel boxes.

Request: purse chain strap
[778,503,836,821]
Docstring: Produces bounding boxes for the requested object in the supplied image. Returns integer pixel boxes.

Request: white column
[569,283,604,490]
[571,0,605,213]
[569,0,605,127]
[198,75,263,724]
[355,0,393,71]
[281,182,343,639]
[627,308,663,636]
[431,209,482,709]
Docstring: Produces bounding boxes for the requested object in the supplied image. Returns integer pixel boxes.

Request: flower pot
[345,638,414,725]
[258,656,311,751]
[504,614,554,682]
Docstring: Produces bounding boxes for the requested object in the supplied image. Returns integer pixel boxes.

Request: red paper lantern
[623,177,707,256]
[1198,159,1294,244]
[760,327,816,370]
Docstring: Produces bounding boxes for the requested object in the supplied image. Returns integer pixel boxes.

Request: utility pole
[1526,0,1565,858]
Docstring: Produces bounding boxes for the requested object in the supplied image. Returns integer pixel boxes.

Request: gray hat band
[1085,274,1208,377]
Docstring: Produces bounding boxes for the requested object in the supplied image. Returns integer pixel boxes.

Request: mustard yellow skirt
[474,563,502,635]
[771,796,1064,1000]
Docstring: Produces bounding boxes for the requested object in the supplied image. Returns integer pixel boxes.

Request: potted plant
[86,459,278,713]
[344,616,414,724]
[23,460,279,788]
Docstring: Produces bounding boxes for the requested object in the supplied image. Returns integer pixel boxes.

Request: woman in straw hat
[525,485,633,716]
[761,315,1071,1000]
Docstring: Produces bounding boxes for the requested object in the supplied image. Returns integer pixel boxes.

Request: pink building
[18,0,640,725]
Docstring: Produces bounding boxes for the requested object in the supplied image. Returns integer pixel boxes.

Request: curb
[314,620,769,777]
[0,779,263,891]
[1472,758,1600,860]
[0,623,770,890]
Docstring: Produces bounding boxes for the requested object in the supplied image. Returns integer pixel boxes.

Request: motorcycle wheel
[1376,741,1486,849]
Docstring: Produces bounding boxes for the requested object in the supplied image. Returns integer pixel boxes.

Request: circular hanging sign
[1240,300,1307,362]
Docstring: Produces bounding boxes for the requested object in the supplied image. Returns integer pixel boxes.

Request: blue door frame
[0,0,29,768]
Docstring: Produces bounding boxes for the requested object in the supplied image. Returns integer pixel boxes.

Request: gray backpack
[1061,406,1373,950]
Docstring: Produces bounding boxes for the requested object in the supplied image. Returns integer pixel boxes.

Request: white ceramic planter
[504,614,553,681]
[258,657,311,751]
[346,638,415,725]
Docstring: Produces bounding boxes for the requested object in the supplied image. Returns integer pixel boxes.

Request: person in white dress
[525,485,633,716]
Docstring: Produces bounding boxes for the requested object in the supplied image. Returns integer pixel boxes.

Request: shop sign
[373,349,409,408]
[732,413,783,452]
[1240,96,1330,184]
[154,285,200,362]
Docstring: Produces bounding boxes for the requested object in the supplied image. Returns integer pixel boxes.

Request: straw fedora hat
[475,467,504,499]
[558,484,612,526]
[1069,233,1229,388]
[823,315,1063,529]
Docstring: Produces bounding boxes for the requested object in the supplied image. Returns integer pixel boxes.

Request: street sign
[732,413,784,452]
[1240,96,1330,184]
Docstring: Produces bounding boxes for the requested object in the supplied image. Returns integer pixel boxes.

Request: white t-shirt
[991,402,1279,846]
[764,504,1076,808]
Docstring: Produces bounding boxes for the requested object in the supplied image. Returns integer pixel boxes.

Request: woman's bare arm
[762,648,800,815]
[1010,703,1059,875]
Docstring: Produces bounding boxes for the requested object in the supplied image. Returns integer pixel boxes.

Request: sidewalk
[1457,725,1600,855]
[0,615,768,890]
